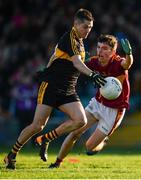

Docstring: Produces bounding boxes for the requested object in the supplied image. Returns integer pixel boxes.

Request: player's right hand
[90,71,106,88]
[89,71,107,88]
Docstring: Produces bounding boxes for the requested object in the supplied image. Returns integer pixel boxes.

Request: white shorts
[85,97,125,135]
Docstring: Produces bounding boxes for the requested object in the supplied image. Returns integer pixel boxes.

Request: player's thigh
[32,104,53,126]
[59,101,86,122]
[86,128,107,150]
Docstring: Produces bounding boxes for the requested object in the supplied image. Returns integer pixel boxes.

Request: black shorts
[37,82,80,108]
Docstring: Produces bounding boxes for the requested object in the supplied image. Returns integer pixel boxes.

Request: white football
[100,77,122,100]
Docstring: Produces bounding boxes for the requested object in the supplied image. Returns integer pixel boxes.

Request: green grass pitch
[0,147,141,179]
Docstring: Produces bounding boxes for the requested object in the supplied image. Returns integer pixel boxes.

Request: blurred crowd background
[0,0,141,148]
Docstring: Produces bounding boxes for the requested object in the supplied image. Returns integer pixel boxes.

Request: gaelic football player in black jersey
[4,8,106,169]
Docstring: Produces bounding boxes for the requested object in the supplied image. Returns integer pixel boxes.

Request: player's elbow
[122,57,133,70]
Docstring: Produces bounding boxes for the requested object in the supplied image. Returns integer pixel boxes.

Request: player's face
[97,42,116,66]
[75,20,93,39]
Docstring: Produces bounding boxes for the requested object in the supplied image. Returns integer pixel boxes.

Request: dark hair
[74,8,94,22]
[98,34,118,49]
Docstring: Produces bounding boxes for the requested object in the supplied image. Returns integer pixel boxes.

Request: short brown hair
[98,34,118,49]
[74,8,94,22]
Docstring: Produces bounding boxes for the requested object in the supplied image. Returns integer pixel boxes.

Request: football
[100,77,122,100]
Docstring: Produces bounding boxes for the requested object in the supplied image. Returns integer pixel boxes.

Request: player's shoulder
[113,54,125,62]
[57,30,71,49]
[59,30,70,42]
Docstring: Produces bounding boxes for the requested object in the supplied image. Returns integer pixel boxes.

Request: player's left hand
[121,38,132,55]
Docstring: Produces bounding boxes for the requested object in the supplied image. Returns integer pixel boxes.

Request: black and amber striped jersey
[45,27,86,95]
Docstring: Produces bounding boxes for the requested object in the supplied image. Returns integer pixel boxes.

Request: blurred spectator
[130,69,141,113]
[10,69,37,133]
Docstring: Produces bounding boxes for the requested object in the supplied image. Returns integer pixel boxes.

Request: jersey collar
[72,27,82,40]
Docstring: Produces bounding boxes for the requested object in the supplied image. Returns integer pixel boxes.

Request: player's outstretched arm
[121,38,133,69]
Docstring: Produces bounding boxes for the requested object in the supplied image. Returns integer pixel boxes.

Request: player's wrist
[126,50,132,56]
[124,47,132,55]
[89,72,93,77]
[89,71,97,79]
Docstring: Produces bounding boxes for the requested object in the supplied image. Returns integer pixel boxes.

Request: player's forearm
[74,61,92,76]
[121,38,133,69]
[125,54,133,69]
[72,58,92,76]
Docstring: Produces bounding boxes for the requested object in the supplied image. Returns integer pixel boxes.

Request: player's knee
[74,120,85,129]
[85,141,94,151]
[71,131,82,140]
[31,123,45,133]
[86,140,105,152]
[73,116,87,128]
[80,116,87,127]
